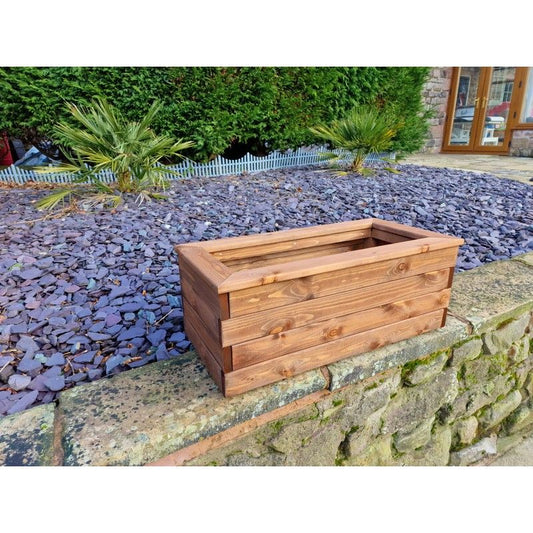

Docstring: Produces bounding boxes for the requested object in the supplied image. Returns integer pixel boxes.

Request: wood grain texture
[180,268,222,344]
[224,310,445,396]
[231,289,451,369]
[370,228,410,244]
[175,245,232,292]
[215,228,371,263]
[183,314,225,394]
[183,296,232,372]
[221,268,451,346]
[219,237,462,294]
[371,219,463,242]
[228,247,459,317]
[191,219,375,254]
[222,240,369,272]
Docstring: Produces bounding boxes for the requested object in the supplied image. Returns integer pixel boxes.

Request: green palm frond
[33,96,195,209]
[310,105,400,174]
[316,151,341,161]
[35,189,74,210]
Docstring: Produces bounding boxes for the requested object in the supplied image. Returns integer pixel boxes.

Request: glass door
[474,67,515,151]
[442,67,518,153]
[444,67,485,151]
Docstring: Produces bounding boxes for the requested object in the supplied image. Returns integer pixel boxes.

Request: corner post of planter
[174,244,233,394]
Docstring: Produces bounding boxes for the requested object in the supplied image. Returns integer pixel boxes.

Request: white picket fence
[0,147,393,185]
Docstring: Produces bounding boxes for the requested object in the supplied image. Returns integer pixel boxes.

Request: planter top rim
[175,219,464,294]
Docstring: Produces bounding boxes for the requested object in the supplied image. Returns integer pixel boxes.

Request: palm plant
[35,97,194,210]
[309,105,400,176]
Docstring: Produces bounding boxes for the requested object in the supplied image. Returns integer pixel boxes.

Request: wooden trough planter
[175,219,463,396]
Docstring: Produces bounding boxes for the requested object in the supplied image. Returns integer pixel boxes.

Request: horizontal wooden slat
[187,219,375,254]
[219,237,462,294]
[183,296,231,372]
[223,240,368,272]
[372,219,463,242]
[222,268,451,346]
[224,310,445,396]
[228,246,459,317]
[371,228,410,244]
[231,289,451,368]
[183,316,225,394]
[214,228,371,262]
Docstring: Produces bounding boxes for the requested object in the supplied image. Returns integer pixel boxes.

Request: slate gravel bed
[0,164,532,415]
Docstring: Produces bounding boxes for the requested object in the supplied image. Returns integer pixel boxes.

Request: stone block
[461,352,509,389]
[284,424,345,466]
[454,374,515,419]
[452,416,478,445]
[508,336,530,364]
[345,435,395,466]
[0,404,56,466]
[59,351,327,466]
[393,416,435,453]
[222,452,285,466]
[496,433,528,456]
[524,370,533,397]
[448,260,533,333]
[381,368,458,435]
[268,418,320,454]
[328,317,468,391]
[478,390,522,430]
[451,338,483,367]
[341,406,386,458]
[504,403,533,434]
[449,436,497,466]
[484,314,530,355]
[186,403,320,466]
[317,369,400,433]
[515,362,532,390]
[394,425,451,466]
[403,352,448,386]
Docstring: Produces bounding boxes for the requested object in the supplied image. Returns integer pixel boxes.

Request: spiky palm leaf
[310,105,400,174]
[35,97,195,210]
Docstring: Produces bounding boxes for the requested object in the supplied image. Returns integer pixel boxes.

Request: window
[521,68,533,123]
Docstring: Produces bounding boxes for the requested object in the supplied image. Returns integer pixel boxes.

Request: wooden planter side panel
[196,219,375,254]
[221,268,451,346]
[218,237,462,294]
[227,246,459,317]
[224,310,445,396]
[221,239,371,272]
[177,251,232,374]
[214,228,372,265]
[231,289,451,369]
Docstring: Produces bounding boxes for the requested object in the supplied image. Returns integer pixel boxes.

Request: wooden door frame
[441,67,523,155]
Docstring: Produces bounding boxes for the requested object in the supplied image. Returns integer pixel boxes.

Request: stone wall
[510,130,533,157]
[1,253,532,466]
[420,67,453,153]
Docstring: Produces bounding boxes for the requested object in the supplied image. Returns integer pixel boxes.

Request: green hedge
[0,67,431,161]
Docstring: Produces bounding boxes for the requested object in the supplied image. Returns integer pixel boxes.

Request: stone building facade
[420,68,453,153]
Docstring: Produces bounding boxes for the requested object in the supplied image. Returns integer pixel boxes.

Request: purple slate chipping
[17,267,42,280]
[6,390,39,415]
[44,375,65,392]
[8,374,31,391]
